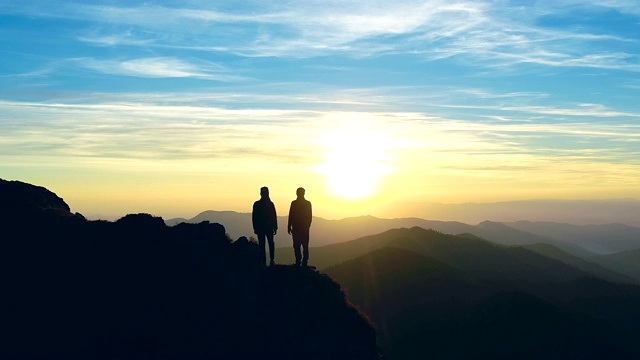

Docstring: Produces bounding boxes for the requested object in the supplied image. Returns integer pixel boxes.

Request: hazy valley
[170,210,640,282]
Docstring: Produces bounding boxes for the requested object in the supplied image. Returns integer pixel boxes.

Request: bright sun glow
[315,122,393,199]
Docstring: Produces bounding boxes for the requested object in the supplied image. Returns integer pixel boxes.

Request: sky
[1,0,640,221]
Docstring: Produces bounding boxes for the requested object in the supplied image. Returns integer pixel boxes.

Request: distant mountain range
[384,199,640,226]
[274,227,634,282]
[322,228,640,359]
[506,220,640,254]
[167,210,640,255]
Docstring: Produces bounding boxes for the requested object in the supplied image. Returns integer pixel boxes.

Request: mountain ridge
[324,231,640,360]
[313,227,602,283]
[0,179,382,359]
[170,210,640,256]
[387,198,640,226]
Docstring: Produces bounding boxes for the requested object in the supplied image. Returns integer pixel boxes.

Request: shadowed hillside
[590,249,640,281]
[521,243,635,283]
[324,234,640,360]
[0,179,381,359]
[277,227,631,284]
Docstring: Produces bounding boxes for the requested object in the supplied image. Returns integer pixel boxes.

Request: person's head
[260,186,269,198]
[296,187,305,198]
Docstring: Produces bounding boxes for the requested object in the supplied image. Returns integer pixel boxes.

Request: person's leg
[301,229,310,266]
[292,232,302,266]
[257,232,267,267]
[266,232,275,265]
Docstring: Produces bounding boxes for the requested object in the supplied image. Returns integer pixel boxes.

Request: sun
[315,124,393,199]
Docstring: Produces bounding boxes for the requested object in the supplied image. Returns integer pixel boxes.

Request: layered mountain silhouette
[389,199,640,227]
[6,178,640,359]
[273,227,633,282]
[322,228,640,360]
[590,249,640,281]
[506,220,640,254]
[169,211,640,256]
[520,243,634,283]
[0,179,380,359]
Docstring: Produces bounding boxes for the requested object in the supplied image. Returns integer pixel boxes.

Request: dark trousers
[292,228,310,265]
[257,232,275,266]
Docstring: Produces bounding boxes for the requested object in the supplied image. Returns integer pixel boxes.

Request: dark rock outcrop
[1,178,70,212]
[1,178,84,222]
[0,179,381,359]
[246,265,378,359]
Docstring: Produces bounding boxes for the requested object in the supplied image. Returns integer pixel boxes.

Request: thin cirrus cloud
[1,97,639,163]
[0,99,322,163]
[433,103,640,119]
[5,0,637,71]
[71,57,248,81]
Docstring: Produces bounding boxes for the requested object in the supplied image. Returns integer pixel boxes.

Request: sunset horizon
[2,1,640,222]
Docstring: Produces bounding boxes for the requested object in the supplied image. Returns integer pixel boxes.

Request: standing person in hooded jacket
[252,186,278,267]
[288,187,312,267]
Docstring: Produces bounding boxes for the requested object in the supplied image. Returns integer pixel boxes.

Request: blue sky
[1,0,640,220]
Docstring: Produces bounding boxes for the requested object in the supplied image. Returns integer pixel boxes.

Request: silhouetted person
[288,187,312,267]
[252,186,278,267]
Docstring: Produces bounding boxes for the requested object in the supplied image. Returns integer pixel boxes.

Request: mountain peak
[477,220,504,227]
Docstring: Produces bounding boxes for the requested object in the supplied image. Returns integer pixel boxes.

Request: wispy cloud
[2,94,640,212]
[499,103,640,118]
[77,31,154,47]
[5,1,639,71]
[2,96,639,163]
[0,100,323,164]
[71,57,248,81]
[434,102,640,118]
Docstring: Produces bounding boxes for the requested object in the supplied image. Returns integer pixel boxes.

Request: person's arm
[271,202,278,235]
[287,201,294,234]
[251,202,258,234]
